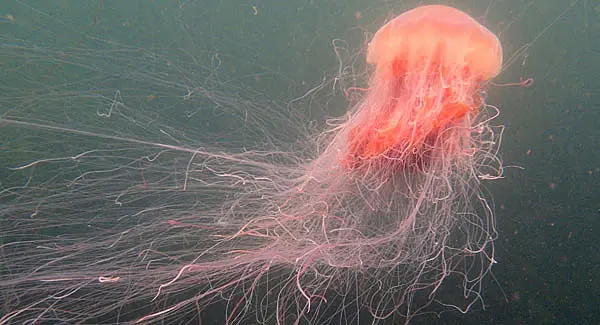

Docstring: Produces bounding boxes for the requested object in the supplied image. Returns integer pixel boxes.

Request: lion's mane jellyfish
[343,5,502,172]
[1,5,506,325]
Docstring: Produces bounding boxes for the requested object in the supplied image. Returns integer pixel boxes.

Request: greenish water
[1,0,598,324]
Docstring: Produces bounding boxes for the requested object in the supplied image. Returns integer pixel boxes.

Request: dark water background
[1,0,598,324]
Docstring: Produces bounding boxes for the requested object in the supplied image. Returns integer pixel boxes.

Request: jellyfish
[343,5,502,172]
[1,5,505,325]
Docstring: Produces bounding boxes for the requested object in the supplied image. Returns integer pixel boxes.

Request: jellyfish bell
[342,5,503,172]
[366,5,503,79]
